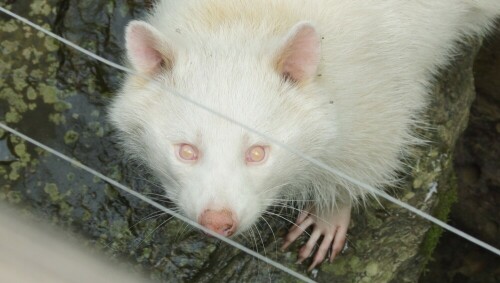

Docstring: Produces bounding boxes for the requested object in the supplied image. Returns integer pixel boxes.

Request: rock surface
[0,1,487,282]
[420,23,500,283]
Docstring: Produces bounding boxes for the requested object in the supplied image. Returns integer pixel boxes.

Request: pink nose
[199,209,236,237]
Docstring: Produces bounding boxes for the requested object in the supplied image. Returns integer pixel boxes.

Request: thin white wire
[1,3,499,263]
[0,123,315,283]
[0,7,133,75]
[0,7,315,283]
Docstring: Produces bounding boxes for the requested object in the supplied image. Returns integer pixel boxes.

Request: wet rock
[0,1,487,282]
[420,23,500,283]
[0,135,16,164]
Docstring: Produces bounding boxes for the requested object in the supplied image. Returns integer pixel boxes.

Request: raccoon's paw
[281,205,351,271]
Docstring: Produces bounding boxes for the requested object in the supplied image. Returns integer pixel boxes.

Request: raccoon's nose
[199,209,236,237]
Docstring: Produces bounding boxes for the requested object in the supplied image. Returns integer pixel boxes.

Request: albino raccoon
[109,0,500,270]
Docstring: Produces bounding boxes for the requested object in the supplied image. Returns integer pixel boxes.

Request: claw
[281,216,314,251]
[330,225,347,262]
[299,229,321,258]
[283,205,351,270]
[308,233,335,271]
[295,210,309,224]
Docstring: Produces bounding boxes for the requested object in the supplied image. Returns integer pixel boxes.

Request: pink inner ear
[126,21,164,73]
[278,23,321,82]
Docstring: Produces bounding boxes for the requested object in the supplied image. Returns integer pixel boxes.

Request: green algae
[39,83,58,104]
[5,111,21,123]
[44,183,61,201]
[26,87,37,100]
[0,1,482,282]
[44,36,59,52]
[104,185,119,199]
[67,172,75,181]
[2,20,18,32]
[49,113,66,125]
[0,40,19,54]
[64,130,79,144]
[420,175,458,259]
[6,190,22,204]
[29,0,52,16]
[8,161,22,181]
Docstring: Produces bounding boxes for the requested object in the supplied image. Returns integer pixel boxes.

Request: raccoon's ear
[274,21,321,83]
[125,20,175,74]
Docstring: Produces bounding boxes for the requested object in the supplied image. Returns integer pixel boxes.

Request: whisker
[259,215,278,259]
[101,210,164,252]
[264,211,305,234]
[134,216,175,249]
[268,203,332,227]
[248,226,260,278]
[130,211,166,230]
[175,222,192,242]
[142,192,170,200]
[257,182,290,197]
[254,222,273,281]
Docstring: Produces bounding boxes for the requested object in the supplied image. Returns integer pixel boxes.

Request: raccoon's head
[109,20,336,236]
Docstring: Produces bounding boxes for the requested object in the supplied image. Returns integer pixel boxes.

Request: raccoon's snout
[199,209,237,237]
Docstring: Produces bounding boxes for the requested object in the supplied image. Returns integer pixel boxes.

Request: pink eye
[177,144,199,161]
[246,146,267,164]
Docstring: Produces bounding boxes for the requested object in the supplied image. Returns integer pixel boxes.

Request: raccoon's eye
[246,146,267,164]
[176,144,199,162]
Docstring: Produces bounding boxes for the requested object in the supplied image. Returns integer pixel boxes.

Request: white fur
[109,0,499,233]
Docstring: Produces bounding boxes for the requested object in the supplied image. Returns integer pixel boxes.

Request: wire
[0,122,316,283]
[0,3,498,272]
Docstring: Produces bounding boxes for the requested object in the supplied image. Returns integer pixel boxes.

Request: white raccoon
[109,0,500,270]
